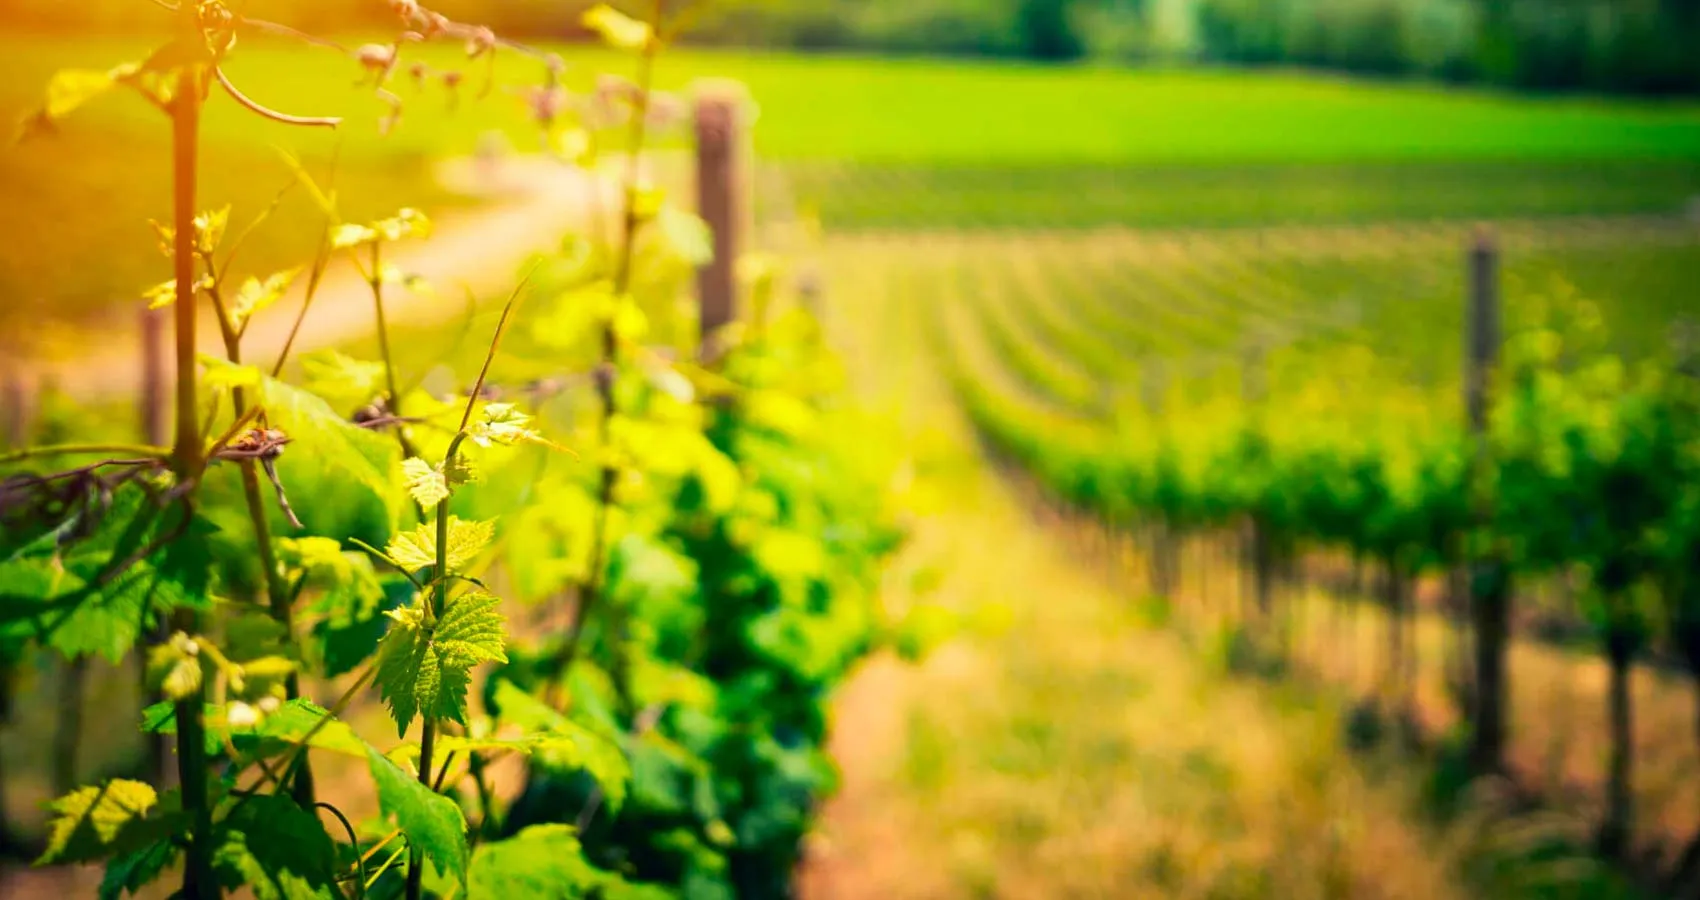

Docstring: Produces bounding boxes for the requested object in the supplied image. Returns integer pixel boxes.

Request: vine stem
[404,273,533,898]
[208,267,316,807]
[167,7,214,894]
[0,444,169,465]
[551,0,664,703]
[369,239,418,460]
[407,431,463,900]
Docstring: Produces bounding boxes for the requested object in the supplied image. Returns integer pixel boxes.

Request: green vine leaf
[460,824,643,899]
[211,794,338,900]
[367,746,469,888]
[298,350,387,412]
[142,698,368,759]
[284,537,397,676]
[37,780,175,866]
[435,591,508,669]
[49,564,175,664]
[375,605,432,735]
[100,838,179,900]
[200,359,401,547]
[5,474,214,663]
[384,517,494,574]
[490,679,630,812]
[375,593,507,735]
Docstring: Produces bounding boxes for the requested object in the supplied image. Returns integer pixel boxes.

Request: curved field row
[896,214,1700,874]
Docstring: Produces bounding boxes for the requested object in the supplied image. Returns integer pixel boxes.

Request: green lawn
[3,33,1699,329]
[689,55,1700,164]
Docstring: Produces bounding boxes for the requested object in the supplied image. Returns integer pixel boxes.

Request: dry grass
[1273,569,1700,864]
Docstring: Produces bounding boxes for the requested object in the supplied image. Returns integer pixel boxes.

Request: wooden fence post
[1141,362,1178,601]
[141,306,170,446]
[0,363,32,853]
[1242,341,1273,628]
[1466,226,1511,774]
[1,368,36,449]
[139,307,172,785]
[694,80,749,354]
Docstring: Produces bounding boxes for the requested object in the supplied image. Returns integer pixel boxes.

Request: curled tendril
[215,67,340,129]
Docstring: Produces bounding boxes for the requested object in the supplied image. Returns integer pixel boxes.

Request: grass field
[780,160,1700,229]
[4,33,1700,333]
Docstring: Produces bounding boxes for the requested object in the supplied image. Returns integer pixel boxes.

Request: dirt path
[23,155,621,398]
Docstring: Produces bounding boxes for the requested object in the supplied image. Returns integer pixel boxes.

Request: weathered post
[694,80,749,354]
[1142,362,1178,601]
[0,362,33,851]
[140,306,170,446]
[138,307,171,785]
[1,367,36,449]
[1242,340,1273,629]
[1466,226,1510,773]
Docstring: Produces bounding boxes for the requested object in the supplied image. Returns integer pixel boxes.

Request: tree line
[7,0,1698,94]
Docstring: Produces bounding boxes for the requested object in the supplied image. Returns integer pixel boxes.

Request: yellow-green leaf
[470,403,542,448]
[196,206,231,255]
[375,593,506,735]
[331,223,378,249]
[230,267,301,330]
[403,457,451,510]
[368,747,469,887]
[146,633,204,701]
[611,297,649,343]
[583,4,654,50]
[385,517,494,573]
[46,68,121,118]
[199,357,263,392]
[656,207,713,267]
[299,350,387,411]
[144,275,212,309]
[630,182,665,220]
[36,779,161,866]
[376,208,432,242]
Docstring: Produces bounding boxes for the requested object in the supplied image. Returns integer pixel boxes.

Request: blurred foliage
[5,0,1700,93]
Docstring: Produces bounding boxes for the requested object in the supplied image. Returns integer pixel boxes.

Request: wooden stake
[1,369,37,449]
[1466,226,1511,774]
[139,307,172,785]
[694,80,749,352]
[140,306,170,446]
